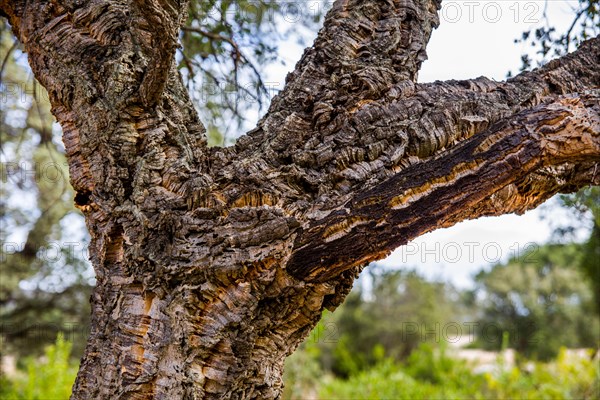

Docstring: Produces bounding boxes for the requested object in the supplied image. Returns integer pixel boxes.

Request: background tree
[511,0,599,74]
[511,0,600,330]
[316,267,463,377]
[0,21,92,357]
[474,243,599,360]
[556,187,600,313]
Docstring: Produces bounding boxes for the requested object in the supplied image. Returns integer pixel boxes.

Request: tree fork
[1,0,599,398]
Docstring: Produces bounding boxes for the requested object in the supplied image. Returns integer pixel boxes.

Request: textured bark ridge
[2,0,599,398]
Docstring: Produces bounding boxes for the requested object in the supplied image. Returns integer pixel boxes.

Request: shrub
[0,334,79,400]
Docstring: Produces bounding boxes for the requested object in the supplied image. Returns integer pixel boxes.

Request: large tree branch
[208,16,600,283]
[212,35,599,236]
[286,93,600,281]
[231,0,442,158]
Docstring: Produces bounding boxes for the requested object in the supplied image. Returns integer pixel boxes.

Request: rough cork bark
[2,0,599,398]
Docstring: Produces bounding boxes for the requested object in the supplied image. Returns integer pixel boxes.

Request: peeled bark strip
[1,0,599,398]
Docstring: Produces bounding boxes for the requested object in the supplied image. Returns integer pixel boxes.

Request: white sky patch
[420,1,578,81]
[379,207,553,288]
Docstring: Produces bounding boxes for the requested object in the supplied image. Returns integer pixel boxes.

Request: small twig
[564,9,585,52]
[0,39,18,85]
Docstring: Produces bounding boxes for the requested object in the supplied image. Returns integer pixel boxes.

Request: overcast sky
[264,0,587,288]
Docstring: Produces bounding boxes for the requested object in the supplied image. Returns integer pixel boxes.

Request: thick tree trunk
[2,0,599,398]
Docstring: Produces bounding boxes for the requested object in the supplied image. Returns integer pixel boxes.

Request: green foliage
[319,359,440,400]
[319,343,487,399]
[316,268,464,377]
[474,243,600,360]
[317,344,600,400]
[180,1,325,142]
[404,343,469,386]
[512,0,599,74]
[483,348,600,400]
[0,334,79,399]
[558,187,600,313]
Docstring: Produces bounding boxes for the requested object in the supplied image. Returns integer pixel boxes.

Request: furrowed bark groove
[1,0,598,398]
